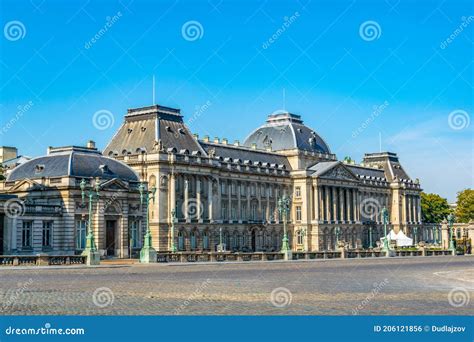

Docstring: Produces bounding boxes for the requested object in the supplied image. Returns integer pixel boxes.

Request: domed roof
[243,112,331,154]
[7,146,139,182]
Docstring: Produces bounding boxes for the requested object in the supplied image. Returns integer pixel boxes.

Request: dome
[243,112,331,154]
[7,146,139,182]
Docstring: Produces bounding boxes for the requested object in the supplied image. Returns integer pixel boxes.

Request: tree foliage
[421,192,451,223]
[455,189,474,223]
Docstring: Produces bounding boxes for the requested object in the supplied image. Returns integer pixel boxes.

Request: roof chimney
[87,140,96,149]
[234,140,240,147]
[222,138,228,145]
[251,143,257,150]
[214,137,220,144]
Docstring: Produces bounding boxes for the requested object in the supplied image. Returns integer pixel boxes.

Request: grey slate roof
[347,165,386,179]
[308,161,339,176]
[199,142,292,169]
[243,112,331,154]
[7,146,139,182]
[104,105,205,157]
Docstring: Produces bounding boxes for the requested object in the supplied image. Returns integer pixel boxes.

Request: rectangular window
[231,205,237,220]
[42,221,53,248]
[129,220,140,248]
[241,205,247,220]
[251,185,256,196]
[221,182,226,195]
[262,204,267,221]
[251,204,257,220]
[22,221,32,248]
[221,203,227,220]
[76,220,87,250]
[295,187,301,198]
[241,185,246,196]
[232,183,236,195]
[296,206,302,221]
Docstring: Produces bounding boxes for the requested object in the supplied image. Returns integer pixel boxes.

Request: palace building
[0,104,423,257]
[102,104,423,254]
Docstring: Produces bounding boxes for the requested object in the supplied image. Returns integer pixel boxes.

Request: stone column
[332,187,337,222]
[315,185,320,222]
[345,189,351,223]
[266,185,270,222]
[339,188,344,223]
[217,178,221,221]
[208,178,213,222]
[196,177,202,222]
[228,181,232,221]
[325,186,331,222]
[169,173,176,214]
[247,183,251,220]
[184,176,189,222]
[237,182,242,222]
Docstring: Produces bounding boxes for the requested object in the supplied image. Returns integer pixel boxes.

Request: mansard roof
[103,105,206,157]
[199,141,292,170]
[7,146,139,182]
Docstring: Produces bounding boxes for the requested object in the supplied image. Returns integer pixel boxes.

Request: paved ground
[0,256,472,315]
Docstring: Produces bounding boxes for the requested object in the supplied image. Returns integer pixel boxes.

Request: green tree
[455,189,474,223]
[421,192,451,223]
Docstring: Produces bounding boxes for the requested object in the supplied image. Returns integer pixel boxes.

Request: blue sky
[0,0,472,202]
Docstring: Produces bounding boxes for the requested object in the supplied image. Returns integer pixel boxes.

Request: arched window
[178,231,185,251]
[203,231,209,250]
[190,231,197,250]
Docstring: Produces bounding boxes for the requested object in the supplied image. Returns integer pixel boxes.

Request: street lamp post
[447,214,455,252]
[334,226,341,250]
[381,207,390,254]
[139,182,157,263]
[219,227,223,252]
[170,209,177,253]
[80,178,101,266]
[278,195,292,260]
[413,226,418,245]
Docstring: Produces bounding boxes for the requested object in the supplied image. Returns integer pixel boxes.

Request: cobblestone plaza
[0,257,472,316]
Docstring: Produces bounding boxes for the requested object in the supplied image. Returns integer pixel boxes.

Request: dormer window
[141,127,146,132]
[99,164,111,174]
[35,164,45,174]
[178,128,185,134]
[127,128,133,134]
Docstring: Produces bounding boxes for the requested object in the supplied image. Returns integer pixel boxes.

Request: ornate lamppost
[334,226,341,250]
[219,227,224,252]
[80,178,101,266]
[170,208,177,253]
[381,207,390,253]
[447,214,455,252]
[139,182,157,263]
[413,226,418,245]
[278,195,292,260]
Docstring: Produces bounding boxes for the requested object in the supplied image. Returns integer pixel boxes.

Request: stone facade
[103,105,423,253]
[0,145,145,258]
